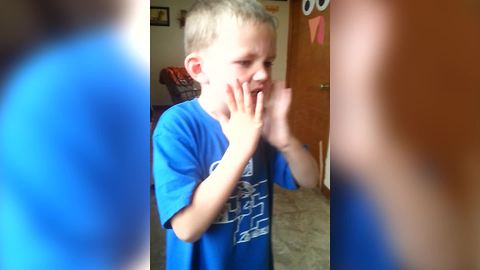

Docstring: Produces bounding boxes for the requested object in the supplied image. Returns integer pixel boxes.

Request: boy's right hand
[217,79,264,159]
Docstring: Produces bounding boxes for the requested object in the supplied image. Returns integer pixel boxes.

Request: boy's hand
[217,80,264,158]
[262,81,292,151]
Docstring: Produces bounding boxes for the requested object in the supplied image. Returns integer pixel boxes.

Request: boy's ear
[184,52,209,84]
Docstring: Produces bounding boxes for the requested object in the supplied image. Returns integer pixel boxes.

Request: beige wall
[151,0,195,105]
[262,1,290,82]
[151,0,290,105]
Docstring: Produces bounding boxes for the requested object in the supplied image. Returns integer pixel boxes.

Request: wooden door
[286,0,330,186]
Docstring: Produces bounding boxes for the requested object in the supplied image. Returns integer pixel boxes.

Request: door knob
[320,83,330,90]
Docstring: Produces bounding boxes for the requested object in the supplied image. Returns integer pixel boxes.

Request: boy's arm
[170,80,264,242]
[170,147,251,242]
[263,81,319,188]
[279,136,319,188]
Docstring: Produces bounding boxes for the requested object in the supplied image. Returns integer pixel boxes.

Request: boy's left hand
[262,80,292,151]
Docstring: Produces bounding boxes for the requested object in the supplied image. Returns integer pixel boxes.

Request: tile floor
[150,185,330,269]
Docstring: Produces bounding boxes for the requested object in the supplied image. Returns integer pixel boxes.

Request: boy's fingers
[243,81,253,115]
[254,91,264,123]
[233,79,244,112]
[225,84,237,112]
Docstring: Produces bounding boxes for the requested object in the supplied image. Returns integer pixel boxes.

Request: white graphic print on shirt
[210,159,269,244]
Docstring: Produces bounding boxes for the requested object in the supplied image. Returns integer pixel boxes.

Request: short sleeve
[152,116,201,229]
[267,143,299,190]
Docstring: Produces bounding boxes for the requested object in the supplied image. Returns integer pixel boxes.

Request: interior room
[150,0,330,268]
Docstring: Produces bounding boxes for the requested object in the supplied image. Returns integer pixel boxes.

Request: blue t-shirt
[331,166,399,270]
[0,29,149,270]
[152,99,298,270]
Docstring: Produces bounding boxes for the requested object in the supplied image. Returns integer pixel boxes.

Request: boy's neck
[197,92,229,122]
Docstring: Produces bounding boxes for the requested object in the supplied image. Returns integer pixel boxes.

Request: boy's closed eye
[234,60,275,68]
[264,61,274,68]
[235,60,253,68]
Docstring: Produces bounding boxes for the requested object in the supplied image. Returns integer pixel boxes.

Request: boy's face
[200,19,276,112]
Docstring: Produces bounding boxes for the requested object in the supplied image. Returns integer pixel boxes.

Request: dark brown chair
[159,67,200,104]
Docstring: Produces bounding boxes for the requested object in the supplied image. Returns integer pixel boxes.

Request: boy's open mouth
[251,88,262,95]
[250,88,263,108]
[250,88,262,101]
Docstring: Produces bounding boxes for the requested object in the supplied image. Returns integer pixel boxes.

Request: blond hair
[184,0,276,54]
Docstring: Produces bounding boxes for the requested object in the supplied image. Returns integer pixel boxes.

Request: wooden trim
[320,183,330,200]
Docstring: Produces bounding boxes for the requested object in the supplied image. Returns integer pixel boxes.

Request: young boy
[153,0,319,269]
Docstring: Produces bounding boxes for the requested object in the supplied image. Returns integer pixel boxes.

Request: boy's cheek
[261,81,273,99]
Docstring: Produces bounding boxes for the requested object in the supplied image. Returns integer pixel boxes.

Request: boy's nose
[252,66,269,82]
